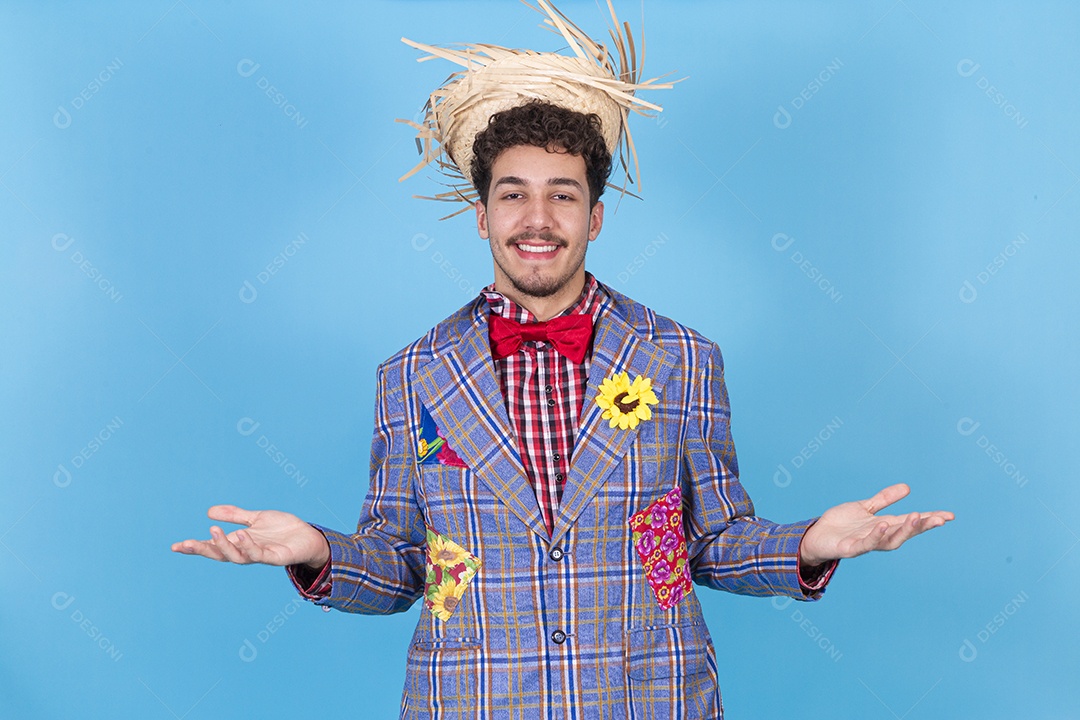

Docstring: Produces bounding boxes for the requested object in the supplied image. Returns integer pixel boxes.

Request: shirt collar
[481,272,606,324]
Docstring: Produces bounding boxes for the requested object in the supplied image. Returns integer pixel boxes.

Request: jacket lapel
[551,297,675,546]
[413,308,549,540]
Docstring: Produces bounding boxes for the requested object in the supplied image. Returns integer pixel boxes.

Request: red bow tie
[488,313,593,364]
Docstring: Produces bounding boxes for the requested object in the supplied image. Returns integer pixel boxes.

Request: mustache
[507,231,566,246]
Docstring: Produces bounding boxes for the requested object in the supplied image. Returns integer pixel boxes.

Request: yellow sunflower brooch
[595,371,659,430]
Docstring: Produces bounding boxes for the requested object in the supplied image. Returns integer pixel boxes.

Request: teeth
[517,244,557,253]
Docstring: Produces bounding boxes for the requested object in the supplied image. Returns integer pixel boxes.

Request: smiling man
[172,3,952,718]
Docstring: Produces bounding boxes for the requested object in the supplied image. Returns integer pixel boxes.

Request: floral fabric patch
[629,487,692,610]
[433,427,467,468]
[417,405,468,468]
[423,527,481,621]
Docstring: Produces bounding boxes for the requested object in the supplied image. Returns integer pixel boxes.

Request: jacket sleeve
[681,341,836,601]
[286,361,427,613]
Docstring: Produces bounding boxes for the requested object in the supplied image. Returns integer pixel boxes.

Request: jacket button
[551,630,567,644]
[549,547,564,561]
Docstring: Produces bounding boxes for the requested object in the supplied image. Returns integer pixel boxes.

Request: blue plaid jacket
[298,282,830,719]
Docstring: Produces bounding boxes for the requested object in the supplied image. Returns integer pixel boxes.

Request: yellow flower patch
[423,527,481,622]
[594,371,659,430]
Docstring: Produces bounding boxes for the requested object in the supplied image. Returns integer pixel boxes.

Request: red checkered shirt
[482,273,607,536]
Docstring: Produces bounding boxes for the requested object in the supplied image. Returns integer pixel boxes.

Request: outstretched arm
[683,341,836,599]
[170,362,427,615]
[799,483,954,567]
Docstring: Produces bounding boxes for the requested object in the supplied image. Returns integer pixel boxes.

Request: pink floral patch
[629,487,692,610]
[436,428,468,468]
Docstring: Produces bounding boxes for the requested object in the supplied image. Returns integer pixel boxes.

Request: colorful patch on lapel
[423,527,482,622]
[629,487,693,610]
[417,405,467,468]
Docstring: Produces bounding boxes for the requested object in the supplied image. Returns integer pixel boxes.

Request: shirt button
[551,630,567,644]
[545,385,553,394]
[549,547,564,561]
[546,398,556,407]
[553,453,561,461]
[555,473,564,482]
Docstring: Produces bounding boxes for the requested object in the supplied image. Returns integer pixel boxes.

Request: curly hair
[470,101,613,207]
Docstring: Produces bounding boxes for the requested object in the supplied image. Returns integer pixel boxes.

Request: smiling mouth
[509,232,564,259]
[516,243,559,254]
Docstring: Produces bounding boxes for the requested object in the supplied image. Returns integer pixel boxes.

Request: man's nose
[523,196,553,230]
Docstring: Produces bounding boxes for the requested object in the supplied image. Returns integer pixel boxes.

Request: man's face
[476,144,603,305]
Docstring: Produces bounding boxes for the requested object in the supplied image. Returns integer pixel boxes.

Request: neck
[494,272,587,321]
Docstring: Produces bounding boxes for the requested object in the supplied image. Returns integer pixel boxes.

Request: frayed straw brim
[397,0,680,218]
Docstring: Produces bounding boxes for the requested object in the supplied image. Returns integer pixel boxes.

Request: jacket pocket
[626,622,721,718]
[625,621,710,680]
[404,637,482,716]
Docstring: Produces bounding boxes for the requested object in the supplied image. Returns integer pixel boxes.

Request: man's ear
[588,200,604,241]
[475,200,489,239]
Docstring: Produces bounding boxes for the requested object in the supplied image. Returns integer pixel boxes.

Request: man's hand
[799,483,954,567]
[171,505,331,570]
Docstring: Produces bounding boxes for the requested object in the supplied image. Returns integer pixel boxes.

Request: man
[173,5,952,718]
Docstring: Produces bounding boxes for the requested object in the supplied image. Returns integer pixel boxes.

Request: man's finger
[232,530,264,564]
[863,483,911,515]
[844,521,889,557]
[210,526,249,564]
[877,514,921,550]
[207,504,257,527]
[875,513,951,551]
[172,539,226,561]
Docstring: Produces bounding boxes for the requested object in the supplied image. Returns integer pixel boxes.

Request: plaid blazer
[302,282,827,719]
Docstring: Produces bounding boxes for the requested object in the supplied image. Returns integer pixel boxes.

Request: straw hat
[398,0,678,217]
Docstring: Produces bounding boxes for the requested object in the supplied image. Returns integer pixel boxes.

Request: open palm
[171,504,329,569]
[800,483,954,567]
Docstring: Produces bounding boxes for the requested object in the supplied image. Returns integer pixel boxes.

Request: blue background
[2,0,1076,717]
